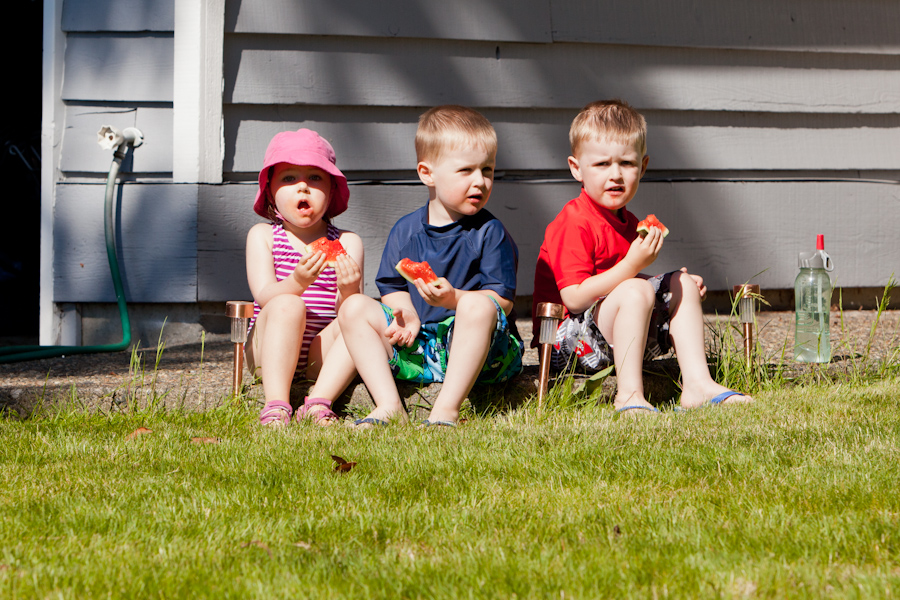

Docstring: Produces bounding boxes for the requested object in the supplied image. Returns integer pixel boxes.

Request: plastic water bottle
[794,234,834,363]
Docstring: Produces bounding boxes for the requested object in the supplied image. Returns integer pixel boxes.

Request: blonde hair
[415,105,498,163]
[569,99,647,157]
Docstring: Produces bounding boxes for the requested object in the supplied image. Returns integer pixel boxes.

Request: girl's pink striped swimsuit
[248,222,340,369]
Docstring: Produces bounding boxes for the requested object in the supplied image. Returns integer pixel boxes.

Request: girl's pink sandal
[296,397,338,426]
[258,400,293,427]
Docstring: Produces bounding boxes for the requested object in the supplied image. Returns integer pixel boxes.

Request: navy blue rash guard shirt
[375,202,519,326]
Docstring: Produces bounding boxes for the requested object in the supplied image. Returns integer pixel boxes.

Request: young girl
[246,129,364,426]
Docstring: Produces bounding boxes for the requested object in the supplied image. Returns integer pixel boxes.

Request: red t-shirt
[531,189,639,342]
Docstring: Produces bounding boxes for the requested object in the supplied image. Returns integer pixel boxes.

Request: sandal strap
[263,399,292,410]
[303,397,333,408]
[259,400,292,425]
[298,397,338,423]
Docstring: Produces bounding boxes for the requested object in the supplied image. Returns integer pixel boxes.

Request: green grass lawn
[2,376,899,599]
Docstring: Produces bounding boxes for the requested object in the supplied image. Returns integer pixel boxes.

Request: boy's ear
[417,161,435,186]
[567,156,583,183]
[641,154,649,177]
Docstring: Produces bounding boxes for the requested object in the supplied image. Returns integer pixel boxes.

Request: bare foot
[424,408,460,426]
[349,405,408,428]
[679,384,754,409]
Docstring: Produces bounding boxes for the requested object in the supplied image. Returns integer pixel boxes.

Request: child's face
[568,137,648,214]
[269,163,332,229]
[418,144,496,225]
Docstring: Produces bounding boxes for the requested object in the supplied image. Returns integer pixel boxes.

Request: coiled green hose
[0,149,132,363]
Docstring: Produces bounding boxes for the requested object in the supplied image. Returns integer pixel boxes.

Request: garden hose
[0,145,133,363]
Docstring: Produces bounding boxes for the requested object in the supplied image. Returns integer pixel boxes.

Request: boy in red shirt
[532,99,752,413]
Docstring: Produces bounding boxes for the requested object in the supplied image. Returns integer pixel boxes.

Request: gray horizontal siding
[225,0,900,54]
[225,35,900,113]
[226,0,552,42]
[198,181,900,303]
[62,0,174,32]
[54,184,197,303]
[62,34,174,102]
[225,106,900,174]
[549,0,900,54]
[52,0,900,309]
[62,105,173,173]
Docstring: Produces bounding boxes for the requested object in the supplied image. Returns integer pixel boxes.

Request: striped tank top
[248,222,340,369]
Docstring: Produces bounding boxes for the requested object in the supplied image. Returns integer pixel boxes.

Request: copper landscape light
[535,302,564,407]
[732,285,761,365]
[226,301,254,394]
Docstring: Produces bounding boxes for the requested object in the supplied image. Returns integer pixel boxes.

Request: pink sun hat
[253,129,350,219]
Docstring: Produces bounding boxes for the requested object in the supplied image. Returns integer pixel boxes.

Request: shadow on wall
[0,0,42,342]
[220,1,899,299]
[218,1,743,285]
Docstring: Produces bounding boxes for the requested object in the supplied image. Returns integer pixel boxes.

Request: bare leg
[426,294,497,424]
[299,321,358,424]
[338,294,408,423]
[307,323,357,396]
[667,272,753,408]
[246,294,306,404]
[596,279,656,412]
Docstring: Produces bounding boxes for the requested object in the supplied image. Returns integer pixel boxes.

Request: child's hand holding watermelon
[333,252,363,299]
[413,275,457,310]
[396,259,458,309]
[624,225,664,272]
[292,248,329,288]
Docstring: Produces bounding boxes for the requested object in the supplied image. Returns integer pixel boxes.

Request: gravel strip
[1,310,897,417]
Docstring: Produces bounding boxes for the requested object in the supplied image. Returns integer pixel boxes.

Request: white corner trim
[173,0,225,184]
[40,0,66,345]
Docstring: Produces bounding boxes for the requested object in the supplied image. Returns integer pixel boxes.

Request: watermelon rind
[395,259,440,287]
[636,215,669,238]
[303,237,346,265]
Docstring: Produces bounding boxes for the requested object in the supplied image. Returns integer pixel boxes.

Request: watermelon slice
[303,237,347,266]
[395,258,441,287]
[636,214,669,238]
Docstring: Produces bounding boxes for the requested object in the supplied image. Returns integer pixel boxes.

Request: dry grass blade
[125,427,152,440]
[190,436,220,444]
[240,540,272,557]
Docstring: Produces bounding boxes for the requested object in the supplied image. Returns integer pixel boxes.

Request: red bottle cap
[816,234,825,251]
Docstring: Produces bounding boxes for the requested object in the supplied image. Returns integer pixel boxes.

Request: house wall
[49,0,900,343]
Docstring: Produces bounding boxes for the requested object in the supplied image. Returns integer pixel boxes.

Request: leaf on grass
[573,365,614,396]
[191,437,220,444]
[613,524,622,537]
[293,541,312,550]
[241,540,272,557]
[331,454,357,473]
[125,427,152,440]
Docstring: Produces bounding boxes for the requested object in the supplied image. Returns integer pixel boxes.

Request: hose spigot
[97,125,144,152]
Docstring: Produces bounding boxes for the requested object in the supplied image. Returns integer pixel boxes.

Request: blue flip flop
[708,390,747,405]
[616,405,660,415]
[421,419,457,428]
[675,390,748,412]
[352,417,389,427]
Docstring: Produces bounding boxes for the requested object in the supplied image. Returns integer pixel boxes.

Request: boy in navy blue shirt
[338,105,523,427]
